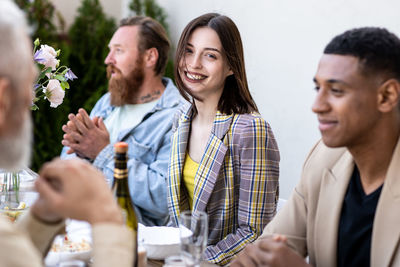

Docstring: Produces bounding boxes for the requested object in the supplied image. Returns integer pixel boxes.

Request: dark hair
[120,16,170,76]
[174,13,258,114]
[324,27,400,80]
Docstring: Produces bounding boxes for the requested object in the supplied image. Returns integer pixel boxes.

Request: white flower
[32,39,76,111]
[44,79,65,108]
[39,45,59,70]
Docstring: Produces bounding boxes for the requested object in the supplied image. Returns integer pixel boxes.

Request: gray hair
[0,0,32,89]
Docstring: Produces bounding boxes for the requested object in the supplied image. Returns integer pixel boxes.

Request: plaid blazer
[167,104,280,265]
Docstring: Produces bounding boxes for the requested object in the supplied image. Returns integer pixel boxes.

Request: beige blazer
[0,212,134,267]
[261,138,400,267]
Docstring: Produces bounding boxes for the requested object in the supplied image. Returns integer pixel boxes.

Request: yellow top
[182,153,199,210]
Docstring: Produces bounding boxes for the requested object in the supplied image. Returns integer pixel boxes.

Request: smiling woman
[178,27,233,103]
[167,13,280,265]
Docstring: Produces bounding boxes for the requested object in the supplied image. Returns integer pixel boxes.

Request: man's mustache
[106,64,122,79]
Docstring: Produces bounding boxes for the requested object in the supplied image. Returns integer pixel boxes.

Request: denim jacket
[61,78,183,226]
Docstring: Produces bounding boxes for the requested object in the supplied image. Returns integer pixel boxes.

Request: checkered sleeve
[205,116,280,265]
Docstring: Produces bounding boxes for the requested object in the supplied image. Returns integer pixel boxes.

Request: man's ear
[144,47,159,69]
[0,78,11,129]
[377,79,400,113]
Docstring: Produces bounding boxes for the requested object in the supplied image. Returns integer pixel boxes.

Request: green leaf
[37,68,51,80]
[31,104,39,111]
[54,75,66,82]
[60,81,70,90]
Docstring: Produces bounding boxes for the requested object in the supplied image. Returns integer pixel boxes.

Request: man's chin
[321,136,346,148]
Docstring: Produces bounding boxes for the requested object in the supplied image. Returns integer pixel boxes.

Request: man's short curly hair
[324,27,400,80]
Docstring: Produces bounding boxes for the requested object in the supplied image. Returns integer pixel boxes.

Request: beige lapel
[371,137,400,267]
[314,150,354,267]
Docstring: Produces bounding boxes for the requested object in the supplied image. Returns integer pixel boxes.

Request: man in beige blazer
[0,1,134,266]
[232,27,400,267]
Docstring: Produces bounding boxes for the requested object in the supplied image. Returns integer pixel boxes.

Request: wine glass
[179,211,208,267]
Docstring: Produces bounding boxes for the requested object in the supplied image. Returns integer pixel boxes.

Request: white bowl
[0,191,37,222]
[139,224,181,260]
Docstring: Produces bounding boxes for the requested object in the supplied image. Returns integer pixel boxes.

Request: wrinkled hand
[231,235,310,267]
[61,108,109,160]
[32,158,123,225]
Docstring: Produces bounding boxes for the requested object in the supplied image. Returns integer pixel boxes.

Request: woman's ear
[377,79,400,113]
[0,78,11,129]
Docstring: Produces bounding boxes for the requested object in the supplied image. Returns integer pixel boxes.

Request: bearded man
[61,16,182,226]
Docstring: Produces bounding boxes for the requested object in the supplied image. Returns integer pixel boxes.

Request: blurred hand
[31,190,63,224]
[61,108,109,159]
[32,158,123,225]
[231,235,310,267]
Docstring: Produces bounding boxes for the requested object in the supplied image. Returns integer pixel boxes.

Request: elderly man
[0,1,133,266]
[232,27,400,267]
[61,16,182,226]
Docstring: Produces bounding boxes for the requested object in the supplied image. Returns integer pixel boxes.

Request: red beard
[107,57,145,106]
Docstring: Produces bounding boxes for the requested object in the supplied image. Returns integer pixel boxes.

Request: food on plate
[50,235,91,253]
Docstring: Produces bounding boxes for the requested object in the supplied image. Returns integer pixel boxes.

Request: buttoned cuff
[93,143,114,170]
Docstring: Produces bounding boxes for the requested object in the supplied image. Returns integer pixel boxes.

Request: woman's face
[179,27,233,100]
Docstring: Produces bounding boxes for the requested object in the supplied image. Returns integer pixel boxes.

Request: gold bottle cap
[114,142,128,153]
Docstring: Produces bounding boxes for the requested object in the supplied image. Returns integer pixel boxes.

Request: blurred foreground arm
[32,158,133,267]
[33,158,122,224]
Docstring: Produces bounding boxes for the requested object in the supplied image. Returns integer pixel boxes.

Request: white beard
[0,116,32,171]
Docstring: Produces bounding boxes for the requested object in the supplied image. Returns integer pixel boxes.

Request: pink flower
[44,80,65,108]
[39,45,59,70]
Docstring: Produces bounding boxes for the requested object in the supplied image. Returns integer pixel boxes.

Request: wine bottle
[112,142,138,267]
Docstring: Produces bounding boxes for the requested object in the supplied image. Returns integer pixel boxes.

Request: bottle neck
[114,152,128,179]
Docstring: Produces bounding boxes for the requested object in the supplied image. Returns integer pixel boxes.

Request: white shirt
[104,100,157,143]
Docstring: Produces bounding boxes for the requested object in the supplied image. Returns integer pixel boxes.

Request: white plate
[139,224,181,260]
[45,221,92,266]
[45,249,91,266]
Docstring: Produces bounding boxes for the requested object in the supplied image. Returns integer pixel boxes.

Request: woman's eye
[184,48,193,54]
[206,53,217,59]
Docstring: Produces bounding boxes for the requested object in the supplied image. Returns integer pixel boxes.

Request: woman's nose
[187,54,202,69]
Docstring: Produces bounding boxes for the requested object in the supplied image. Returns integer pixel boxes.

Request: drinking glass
[163,255,186,267]
[179,211,208,267]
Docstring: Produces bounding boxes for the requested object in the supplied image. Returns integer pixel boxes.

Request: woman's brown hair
[174,13,258,114]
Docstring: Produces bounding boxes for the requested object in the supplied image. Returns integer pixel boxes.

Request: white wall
[51,0,400,199]
[154,0,400,198]
[51,0,123,29]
